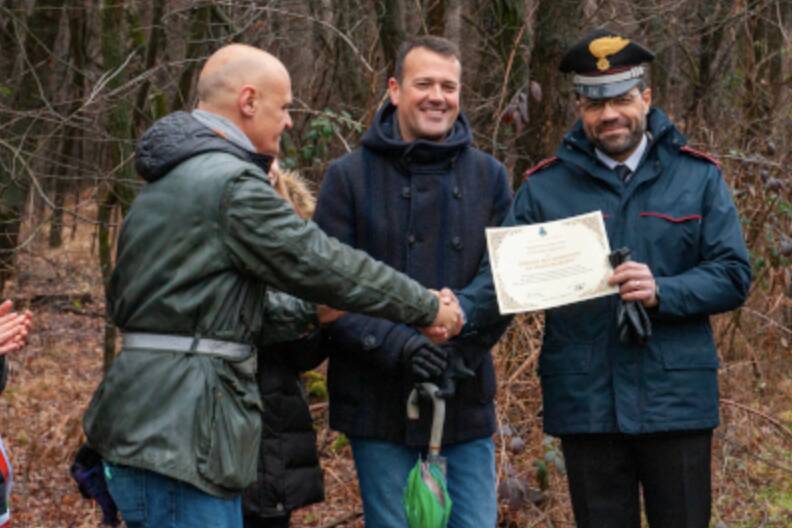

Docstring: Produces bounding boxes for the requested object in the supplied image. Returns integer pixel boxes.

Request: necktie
[615,164,631,182]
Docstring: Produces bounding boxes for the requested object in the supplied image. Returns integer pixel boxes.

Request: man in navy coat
[315,36,512,528]
[460,29,751,527]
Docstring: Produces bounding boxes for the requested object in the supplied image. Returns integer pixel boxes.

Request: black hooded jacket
[314,103,513,446]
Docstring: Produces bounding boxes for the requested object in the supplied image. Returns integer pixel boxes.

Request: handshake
[398,288,472,397]
[317,287,464,344]
[423,288,464,344]
[318,288,470,397]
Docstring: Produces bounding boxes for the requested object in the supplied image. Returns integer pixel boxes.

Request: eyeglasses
[579,91,639,113]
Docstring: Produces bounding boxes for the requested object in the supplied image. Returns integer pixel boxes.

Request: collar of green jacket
[134,111,273,182]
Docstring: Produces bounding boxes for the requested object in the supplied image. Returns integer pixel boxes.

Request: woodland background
[0,0,790,526]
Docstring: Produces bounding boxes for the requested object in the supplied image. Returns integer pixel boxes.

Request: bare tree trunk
[170,4,212,112]
[0,0,64,292]
[684,0,731,129]
[521,0,581,177]
[132,0,166,134]
[377,0,406,78]
[50,4,87,248]
[98,0,136,371]
[443,0,462,46]
[426,0,445,35]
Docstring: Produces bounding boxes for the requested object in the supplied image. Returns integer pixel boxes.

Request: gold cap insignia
[589,36,631,71]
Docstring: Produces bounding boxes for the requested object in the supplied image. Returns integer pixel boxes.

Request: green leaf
[331,433,349,453]
[534,459,549,490]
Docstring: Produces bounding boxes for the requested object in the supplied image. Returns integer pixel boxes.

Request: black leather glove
[400,334,448,380]
[436,349,475,399]
[609,247,652,346]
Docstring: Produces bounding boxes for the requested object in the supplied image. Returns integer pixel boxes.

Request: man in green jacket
[83,44,460,528]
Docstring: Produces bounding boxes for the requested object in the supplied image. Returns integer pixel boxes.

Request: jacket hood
[561,107,683,160]
[135,111,273,182]
[361,102,472,163]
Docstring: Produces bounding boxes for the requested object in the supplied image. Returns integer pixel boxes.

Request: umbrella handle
[406,383,446,457]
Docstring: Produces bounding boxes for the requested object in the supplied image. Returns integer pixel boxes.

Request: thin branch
[721,398,792,442]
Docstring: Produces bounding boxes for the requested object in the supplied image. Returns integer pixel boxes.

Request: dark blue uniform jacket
[461,108,751,435]
[314,103,512,446]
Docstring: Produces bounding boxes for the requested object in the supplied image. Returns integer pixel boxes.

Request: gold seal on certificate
[485,211,618,314]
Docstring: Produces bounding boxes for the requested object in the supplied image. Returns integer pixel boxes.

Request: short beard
[591,117,646,158]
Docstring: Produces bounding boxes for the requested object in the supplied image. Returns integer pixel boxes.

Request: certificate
[485,211,617,314]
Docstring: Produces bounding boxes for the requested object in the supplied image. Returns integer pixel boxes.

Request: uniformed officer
[460,29,751,528]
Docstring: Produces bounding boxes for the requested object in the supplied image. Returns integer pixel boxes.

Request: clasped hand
[421,288,463,344]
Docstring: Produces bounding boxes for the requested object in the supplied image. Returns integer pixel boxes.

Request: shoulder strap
[680,146,721,169]
[523,156,560,180]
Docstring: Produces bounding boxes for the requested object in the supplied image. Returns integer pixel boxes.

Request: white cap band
[573,65,645,86]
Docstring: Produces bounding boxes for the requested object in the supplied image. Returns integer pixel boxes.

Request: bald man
[83,44,460,528]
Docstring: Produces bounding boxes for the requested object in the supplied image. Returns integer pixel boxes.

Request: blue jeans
[350,437,497,528]
[103,462,242,528]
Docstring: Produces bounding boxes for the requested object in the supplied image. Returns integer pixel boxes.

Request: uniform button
[401,186,411,198]
[363,334,377,349]
[408,234,416,245]
[453,186,462,199]
[452,236,463,250]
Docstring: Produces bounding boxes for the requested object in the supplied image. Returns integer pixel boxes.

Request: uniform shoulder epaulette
[680,146,720,169]
[523,157,560,179]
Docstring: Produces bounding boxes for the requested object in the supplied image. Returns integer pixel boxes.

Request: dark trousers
[243,513,291,528]
[560,430,712,528]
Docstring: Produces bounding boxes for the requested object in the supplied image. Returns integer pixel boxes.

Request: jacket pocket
[196,358,263,490]
[638,212,701,272]
[538,342,592,376]
[659,338,719,370]
[641,332,720,427]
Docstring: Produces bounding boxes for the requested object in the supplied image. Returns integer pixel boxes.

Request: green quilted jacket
[83,112,438,497]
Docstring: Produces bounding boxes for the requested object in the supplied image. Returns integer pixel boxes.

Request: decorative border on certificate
[485,211,618,314]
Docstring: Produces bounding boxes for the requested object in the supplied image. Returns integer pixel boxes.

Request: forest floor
[0,220,790,527]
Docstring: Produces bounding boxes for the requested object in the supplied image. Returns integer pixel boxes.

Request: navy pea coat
[461,108,751,435]
[314,103,512,446]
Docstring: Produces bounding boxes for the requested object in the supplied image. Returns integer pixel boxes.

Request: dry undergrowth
[0,196,789,527]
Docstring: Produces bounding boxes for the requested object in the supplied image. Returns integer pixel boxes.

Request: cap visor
[575,78,641,99]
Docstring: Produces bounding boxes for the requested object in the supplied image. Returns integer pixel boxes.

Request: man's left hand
[608,261,658,308]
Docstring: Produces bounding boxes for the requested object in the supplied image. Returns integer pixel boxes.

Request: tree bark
[443,0,462,46]
[170,4,212,112]
[518,0,581,181]
[98,0,136,371]
[50,3,87,248]
[377,0,406,78]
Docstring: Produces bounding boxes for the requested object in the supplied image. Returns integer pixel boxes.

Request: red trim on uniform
[680,146,720,169]
[523,157,559,179]
[639,212,702,223]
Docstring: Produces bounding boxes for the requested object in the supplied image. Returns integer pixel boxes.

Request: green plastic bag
[404,458,452,528]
